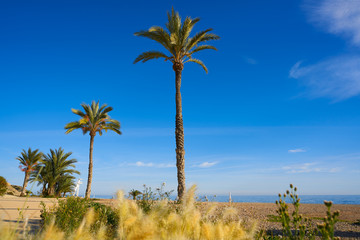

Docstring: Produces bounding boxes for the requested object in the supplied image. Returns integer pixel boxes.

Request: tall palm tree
[65,101,121,198]
[41,148,79,196]
[134,8,219,200]
[16,148,43,196]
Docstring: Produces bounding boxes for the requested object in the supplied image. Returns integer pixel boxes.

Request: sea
[91,194,360,205]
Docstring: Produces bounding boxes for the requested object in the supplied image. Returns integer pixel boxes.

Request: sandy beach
[1,195,359,238]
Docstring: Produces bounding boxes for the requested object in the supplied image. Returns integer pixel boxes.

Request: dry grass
[0,185,256,240]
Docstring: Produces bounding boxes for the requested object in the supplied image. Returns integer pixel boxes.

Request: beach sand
[1,195,359,238]
[203,202,360,238]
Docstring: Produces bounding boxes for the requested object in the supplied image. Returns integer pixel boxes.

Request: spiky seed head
[324,201,333,207]
[290,184,293,189]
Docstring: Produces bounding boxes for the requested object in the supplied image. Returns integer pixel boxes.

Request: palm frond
[166,7,181,35]
[71,108,85,117]
[134,29,172,53]
[185,29,212,52]
[189,45,217,55]
[134,51,170,64]
[180,17,199,46]
[197,32,220,43]
[64,121,83,134]
[184,58,208,73]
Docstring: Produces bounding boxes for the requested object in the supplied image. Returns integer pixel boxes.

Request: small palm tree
[134,8,219,200]
[65,101,121,198]
[16,148,43,196]
[41,148,79,196]
[56,174,76,197]
[30,163,49,196]
[129,189,142,200]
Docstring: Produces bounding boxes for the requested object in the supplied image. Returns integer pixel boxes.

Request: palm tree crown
[17,148,42,173]
[134,8,220,72]
[65,101,121,137]
[40,148,79,196]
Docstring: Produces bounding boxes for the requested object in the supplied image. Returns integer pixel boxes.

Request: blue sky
[1,0,360,196]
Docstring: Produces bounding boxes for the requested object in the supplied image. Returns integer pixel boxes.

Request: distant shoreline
[91,194,360,205]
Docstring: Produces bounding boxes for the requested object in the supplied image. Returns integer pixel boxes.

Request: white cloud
[282,162,340,173]
[290,1,360,100]
[195,161,218,168]
[307,0,360,46]
[157,163,175,168]
[288,148,307,153]
[290,56,360,100]
[243,56,257,65]
[135,161,153,167]
[131,161,174,168]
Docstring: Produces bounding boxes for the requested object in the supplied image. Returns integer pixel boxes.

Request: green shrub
[269,184,340,240]
[137,183,174,213]
[89,202,119,234]
[40,197,119,237]
[0,176,7,196]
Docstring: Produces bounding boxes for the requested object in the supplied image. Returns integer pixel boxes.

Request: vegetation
[128,189,142,200]
[134,8,220,200]
[36,185,255,240]
[15,148,43,196]
[30,148,79,197]
[0,183,349,240]
[41,197,118,237]
[0,176,7,196]
[136,183,174,213]
[65,101,121,199]
[260,184,340,240]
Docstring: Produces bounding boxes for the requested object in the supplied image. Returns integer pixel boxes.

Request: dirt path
[0,195,57,233]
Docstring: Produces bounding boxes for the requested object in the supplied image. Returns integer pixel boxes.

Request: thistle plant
[317,201,340,240]
[274,184,340,240]
[276,184,315,239]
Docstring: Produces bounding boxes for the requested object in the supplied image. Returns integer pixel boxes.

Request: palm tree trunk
[85,134,95,199]
[20,172,29,197]
[173,62,186,201]
[42,183,47,197]
[48,184,55,196]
